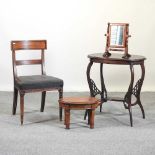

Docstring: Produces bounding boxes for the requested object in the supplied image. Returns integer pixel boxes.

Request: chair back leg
[12,87,18,115]
[59,88,63,121]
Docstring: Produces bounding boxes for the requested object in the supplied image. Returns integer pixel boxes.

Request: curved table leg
[100,63,107,112]
[84,61,94,120]
[137,62,145,118]
[138,99,145,119]
[124,62,145,126]
[125,63,134,127]
[85,61,107,119]
[87,60,94,96]
[129,64,134,127]
[130,62,145,119]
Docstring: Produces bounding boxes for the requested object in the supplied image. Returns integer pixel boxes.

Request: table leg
[137,99,145,119]
[125,63,134,127]
[86,61,103,97]
[84,61,94,120]
[131,62,145,118]
[100,63,107,112]
[87,61,94,96]
[137,62,145,118]
[85,61,104,119]
[129,64,134,126]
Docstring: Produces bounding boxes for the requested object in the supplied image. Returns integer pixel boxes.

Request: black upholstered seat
[15,75,63,90]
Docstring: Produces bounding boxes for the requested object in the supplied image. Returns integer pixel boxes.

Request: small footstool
[59,97,100,129]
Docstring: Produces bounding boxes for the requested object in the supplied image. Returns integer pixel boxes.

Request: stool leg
[90,109,95,129]
[65,108,70,129]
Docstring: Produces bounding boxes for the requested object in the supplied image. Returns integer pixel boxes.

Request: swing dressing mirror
[103,23,131,58]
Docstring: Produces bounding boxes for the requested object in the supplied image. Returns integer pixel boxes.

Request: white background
[0,0,155,92]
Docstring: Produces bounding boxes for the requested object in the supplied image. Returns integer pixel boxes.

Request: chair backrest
[11,40,47,79]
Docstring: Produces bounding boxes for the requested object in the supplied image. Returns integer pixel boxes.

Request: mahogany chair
[11,40,63,125]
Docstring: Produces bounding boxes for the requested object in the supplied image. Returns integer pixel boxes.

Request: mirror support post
[103,23,111,57]
[103,35,111,57]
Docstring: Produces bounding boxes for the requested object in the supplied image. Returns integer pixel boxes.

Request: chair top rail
[11,40,47,51]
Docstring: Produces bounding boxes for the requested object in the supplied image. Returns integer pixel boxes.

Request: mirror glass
[110,25,124,46]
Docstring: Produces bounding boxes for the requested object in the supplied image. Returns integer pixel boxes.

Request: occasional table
[86,53,146,127]
[59,97,100,129]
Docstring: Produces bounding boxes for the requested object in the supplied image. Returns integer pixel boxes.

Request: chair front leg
[40,91,46,112]
[12,87,18,115]
[20,92,25,125]
[58,88,63,121]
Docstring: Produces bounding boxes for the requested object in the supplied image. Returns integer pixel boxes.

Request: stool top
[59,97,99,105]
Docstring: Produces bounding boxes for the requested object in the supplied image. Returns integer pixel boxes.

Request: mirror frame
[103,23,131,58]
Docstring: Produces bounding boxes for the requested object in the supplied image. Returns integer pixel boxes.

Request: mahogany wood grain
[16,59,42,66]
[86,53,146,127]
[59,97,100,129]
[11,40,47,50]
[11,40,63,125]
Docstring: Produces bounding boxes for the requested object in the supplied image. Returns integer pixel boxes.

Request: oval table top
[88,53,146,63]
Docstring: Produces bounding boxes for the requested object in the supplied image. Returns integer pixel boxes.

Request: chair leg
[12,87,18,115]
[40,91,46,112]
[59,88,63,121]
[20,92,25,125]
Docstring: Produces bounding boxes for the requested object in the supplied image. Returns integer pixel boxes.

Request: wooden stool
[59,97,100,129]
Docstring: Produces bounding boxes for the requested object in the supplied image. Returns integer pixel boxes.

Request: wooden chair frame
[11,40,63,125]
